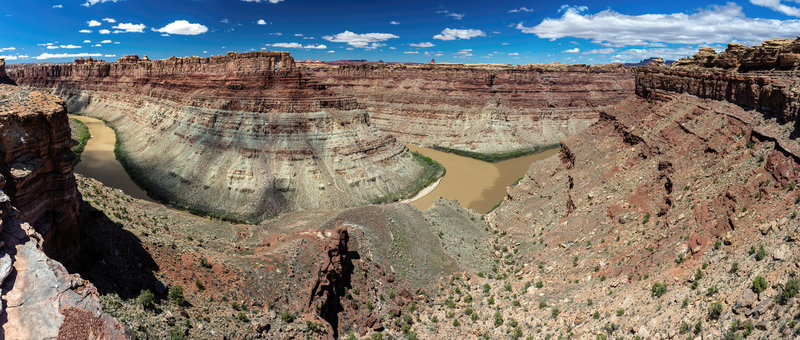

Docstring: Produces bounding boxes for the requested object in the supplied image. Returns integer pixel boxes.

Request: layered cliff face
[0,84,123,339]
[0,59,11,84]
[637,38,800,124]
[0,84,81,259]
[306,63,634,153]
[10,53,427,220]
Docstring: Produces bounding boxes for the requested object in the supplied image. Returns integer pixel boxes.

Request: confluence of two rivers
[70,114,556,214]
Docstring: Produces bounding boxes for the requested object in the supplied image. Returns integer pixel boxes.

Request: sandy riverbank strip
[399,177,442,204]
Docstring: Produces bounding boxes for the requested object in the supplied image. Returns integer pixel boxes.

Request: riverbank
[69,117,89,159]
[373,151,446,204]
[431,144,560,163]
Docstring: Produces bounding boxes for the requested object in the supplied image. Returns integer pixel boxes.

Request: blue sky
[2,0,800,64]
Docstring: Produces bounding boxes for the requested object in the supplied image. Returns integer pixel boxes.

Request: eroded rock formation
[10,52,427,220]
[0,84,123,339]
[306,62,634,153]
[0,84,81,259]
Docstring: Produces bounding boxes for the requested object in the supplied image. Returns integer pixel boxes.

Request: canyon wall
[10,53,427,220]
[0,84,123,338]
[305,63,634,153]
[0,84,81,259]
[636,38,800,125]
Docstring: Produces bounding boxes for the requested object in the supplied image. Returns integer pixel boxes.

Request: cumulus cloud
[99,29,110,34]
[563,48,580,53]
[390,21,400,25]
[322,31,399,49]
[112,23,146,33]
[455,49,473,58]
[102,18,116,23]
[750,0,800,17]
[0,47,15,52]
[508,52,519,55]
[438,10,464,20]
[53,4,63,8]
[153,20,208,35]
[508,7,533,13]
[0,55,29,61]
[101,40,112,43]
[257,19,267,25]
[404,51,419,54]
[46,44,82,50]
[410,42,435,48]
[269,42,327,49]
[82,0,120,7]
[518,3,800,47]
[88,20,101,27]
[433,28,486,41]
[241,0,284,3]
[585,48,617,54]
[35,52,103,60]
[83,40,91,43]
[79,29,92,33]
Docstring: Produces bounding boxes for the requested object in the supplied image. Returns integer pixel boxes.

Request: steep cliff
[10,53,428,220]
[0,84,123,339]
[306,63,634,153]
[0,84,81,259]
[0,59,11,84]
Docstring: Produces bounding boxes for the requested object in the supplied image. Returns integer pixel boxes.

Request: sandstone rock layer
[0,84,80,259]
[306,63,634,153]
[10,53,426,220]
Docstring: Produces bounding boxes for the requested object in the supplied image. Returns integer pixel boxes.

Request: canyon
[9,52,429,221]
[2,36,800,339]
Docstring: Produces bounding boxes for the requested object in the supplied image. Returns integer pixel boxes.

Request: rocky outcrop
[305,62,634,153]
[0,85,81,259]
[306,225,351,339]
[0,59,11,84]
[637,38,800,125]
[0,85,122,338]
[10,52,428,220]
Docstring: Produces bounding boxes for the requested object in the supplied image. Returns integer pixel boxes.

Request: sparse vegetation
[651,282,667,298]
[752,276,767,294]
[137,289,155,310]
[431,144,559,163]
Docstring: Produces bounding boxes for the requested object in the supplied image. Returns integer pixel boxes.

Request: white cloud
[79,29,92,33]
[102,18,116,23]
[82,0,120,7]
[322,31,399,49]
[35,52,103,60]
[112,23,146,33]
[563,48,580,53]
[410,42,435,48]
[241,0,284,3]
[404,51,419,54]
[0,55,28,61]
[46,46,58,49]
[101,40,112,43]
[327,50,335,53]
[508,7,533,13]
[83,40,91,43]
[93,44,102,47]
[433,28,486,41]
[104,54,116,57]
[438,10,464,20]
[53,4,63,8]
[611,46,720,63]
[269,42,327,49]
[294,33,303,37]
[455,49,473,58]
[0,47,15,52]
[46,44,82,50]
[61,44,82,49]
[750,0,800,17]
[390,21,400,25]
[270,32,283,36]
[99,29,110,34]
[519,3,800,47]
[257,19,267,25]
[88,20,101,27]
[153,20,208,35]
[585,48,617,54]
[508,52,519,55]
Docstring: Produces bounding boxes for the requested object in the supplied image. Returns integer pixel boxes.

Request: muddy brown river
[69,114,555,213]
[69,114,153,202]
[406,145,557,213]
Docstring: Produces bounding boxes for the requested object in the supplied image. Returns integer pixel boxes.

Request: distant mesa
[624,57,675,67]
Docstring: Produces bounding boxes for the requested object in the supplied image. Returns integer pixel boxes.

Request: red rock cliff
[305,62,634,153]
[0,85,81,259]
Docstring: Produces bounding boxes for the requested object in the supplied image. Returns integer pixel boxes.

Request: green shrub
[138,289,155,309]
[535,281,543,288]
[651,282,667,298]
[708,301,723,320]
[169,326,187,340]
[237,312,249,323]
[280,311,295,323]
[752,276,767,294]
[777,277,800,304]
[551,307,560,319]
[168,285,185,305]
[593,310,600,319]
[755,245,766,261]
[616,308,625,316]
[494,311,503,327]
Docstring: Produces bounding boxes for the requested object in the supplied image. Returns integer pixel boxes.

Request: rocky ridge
[0,83,123,339]
[0,84,81,260]
[306,62,634,153]
[9,53,429,221]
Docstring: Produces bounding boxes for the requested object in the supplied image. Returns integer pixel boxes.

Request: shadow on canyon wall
[63,201,161,300]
